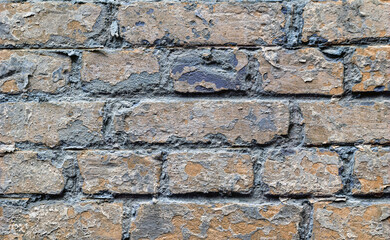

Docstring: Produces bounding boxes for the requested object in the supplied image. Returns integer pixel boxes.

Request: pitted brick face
[0,3,103,47]
[351,46,390,92]
[0,202,123,239]
[0,102,104,147]
[0,151,65,194]
[300,101,390,145]
[130,203,302,240]
[263,148,343,196]
[117,2,286,46]
[313,202,390,240]
[0,51,71,94]
[78,150,161,194]
[166,151,254,194]
[112,100,290,145]
[257,47,344,95]
[302,0,390,44]
[352,146,390,195]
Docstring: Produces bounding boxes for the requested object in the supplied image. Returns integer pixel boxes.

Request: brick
[78,150,161,194]
[113,100,289,145]
[0,50,71,94]
[170,48,250,93]
[0,151,64,194]
[350,46,390,92]
[0,202,122,239]
[313,202,390,240]
[81,49,160,87]
[0,102,104,147]
[300,101,390,145]
[117,2,285,46]
[256,47,343,95]
[166,151,253,194]
[352,146,390,195]
[302,0,390,44]
[263,148,343,196]
[130,203,302,239]
[0,3,103,47]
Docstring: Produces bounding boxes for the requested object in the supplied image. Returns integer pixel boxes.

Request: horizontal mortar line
[1,94,390,103]
[1,42,389,51]
[1,194,389,205]
[7,143,390,153]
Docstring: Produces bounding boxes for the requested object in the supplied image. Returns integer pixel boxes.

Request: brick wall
[0,0,389,239]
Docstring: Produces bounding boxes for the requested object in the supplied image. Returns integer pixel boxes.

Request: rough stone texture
[0,50,71,94]
[0,102,104,147]
[313,202,390,240]
[130,203,302,240]
[0,202,123,239]
[352,146,390,195]
[113,100,289,144]
[81,50,160,91]
[78,150,161,194]
[302,0,390,44]
[170,48,250,93]
[0,3,103,47]
[300,101,390,145]
[166,151,253,194]
[351,46,390,92]
[0,151,64,194]
[263,148,343,196]
[256,47,344,95]
[117,2,285,46]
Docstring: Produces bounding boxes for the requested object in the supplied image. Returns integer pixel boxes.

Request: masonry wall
[0,0,389,239]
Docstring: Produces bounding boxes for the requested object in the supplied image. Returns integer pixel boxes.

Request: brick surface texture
[0,0,388,239]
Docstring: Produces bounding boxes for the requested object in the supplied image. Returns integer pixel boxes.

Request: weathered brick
[0,202,122,239]
[352,146,390,195]
[313,202,390,240]
[0,3,104,46]
[170,48,250,93]
[263,148,343,196]
[81,50,160,93]
[166,151,253,194]
[117,2,285,46]
[0,151,64,194]
[350,46,390,92]
[256,47,343,95]
[300,101,390,145]
[130,203,302,239]
[302,0,390,44]
[113,100,289,145]
[78,150,161,194]
[0,50,71,94]
[0,102,104,147]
